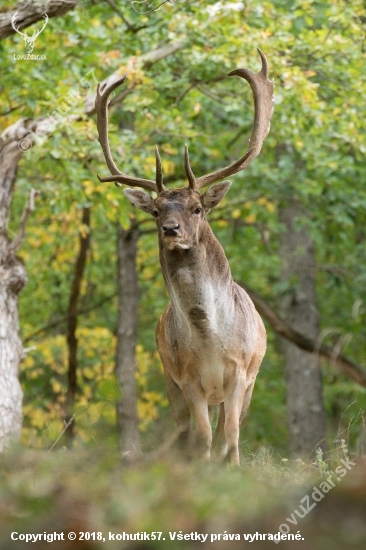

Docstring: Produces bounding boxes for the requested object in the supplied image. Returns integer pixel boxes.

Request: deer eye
[194,207,202,215]
[152,210,159,218]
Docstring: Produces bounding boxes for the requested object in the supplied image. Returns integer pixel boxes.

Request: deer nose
[162,222,180,236]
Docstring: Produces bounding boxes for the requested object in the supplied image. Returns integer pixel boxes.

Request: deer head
[95,49,274,250]
[12,12,48,54]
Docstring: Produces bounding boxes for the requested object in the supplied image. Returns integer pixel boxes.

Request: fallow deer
[95,50,274,465]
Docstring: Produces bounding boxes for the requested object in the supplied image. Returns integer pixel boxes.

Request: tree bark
[0,121,37,450]
[116,220,141,459]
[0,254,25,451]
[279,203,327,457]
[64,207,90,442]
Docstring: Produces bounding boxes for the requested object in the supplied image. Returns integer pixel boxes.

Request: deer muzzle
[162,222,180,237]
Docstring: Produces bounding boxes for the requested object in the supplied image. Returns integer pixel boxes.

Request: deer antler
[96,50,273,195]
[185,49,274,191]
[95,77,164,194]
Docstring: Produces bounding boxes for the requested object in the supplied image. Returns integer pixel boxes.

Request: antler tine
[194,49,274,190]
[155,146,166,193]
[184,144,197,190]
[95,76,158,193]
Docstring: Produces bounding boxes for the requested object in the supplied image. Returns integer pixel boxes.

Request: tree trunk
[116,220,141,459]
[0,253,25,450]
[279,203,327,457]
[0,122,34,450]
[64,207,90,442]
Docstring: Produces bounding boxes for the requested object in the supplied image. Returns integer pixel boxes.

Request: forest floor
[1,445,366,550]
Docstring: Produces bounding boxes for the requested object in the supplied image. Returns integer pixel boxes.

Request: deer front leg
[164,371,191,454]
[224,377,247,466]
[212,402,228,459]
[183,384,212,461]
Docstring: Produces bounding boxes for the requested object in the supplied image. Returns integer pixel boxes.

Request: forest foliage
[1,0,366,455]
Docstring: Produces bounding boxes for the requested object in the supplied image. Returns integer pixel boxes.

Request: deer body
[123,185,266,464]
[156,204,266,463]
[95,50,274,464]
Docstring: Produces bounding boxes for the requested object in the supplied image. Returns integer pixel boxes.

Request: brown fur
[125,186,266,465]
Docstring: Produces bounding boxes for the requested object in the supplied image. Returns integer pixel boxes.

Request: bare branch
[109,88,134,108]
[239,282,366,389]
[48,415,75,451]
[143,425,187,462]
[0,105,23,118]
[122,425,187,464]
[9,188,40,254]
[104,0,152,32]
[131,0,177,15]
[104,0,129,22]
[84,40,185,115]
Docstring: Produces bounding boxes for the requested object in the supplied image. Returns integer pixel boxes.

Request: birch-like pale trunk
[0,120,39,450]
[0,257,25,450]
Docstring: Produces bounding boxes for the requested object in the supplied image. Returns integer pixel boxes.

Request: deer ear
[123,189,155,214]
[201,181,232,211]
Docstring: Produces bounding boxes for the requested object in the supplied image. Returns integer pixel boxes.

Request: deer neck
[159,222,235,333]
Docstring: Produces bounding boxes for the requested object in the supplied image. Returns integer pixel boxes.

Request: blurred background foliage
[1,0,366,456]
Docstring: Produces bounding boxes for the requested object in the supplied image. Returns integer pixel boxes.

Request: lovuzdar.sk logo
[12,11,48,60]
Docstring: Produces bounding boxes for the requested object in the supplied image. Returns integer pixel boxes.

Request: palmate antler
[95,78,164,193]
[95,49,274,194]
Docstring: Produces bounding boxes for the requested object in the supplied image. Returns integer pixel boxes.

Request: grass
[1,443,365,550]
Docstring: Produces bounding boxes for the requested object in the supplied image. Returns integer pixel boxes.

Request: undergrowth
[0,442,364,549]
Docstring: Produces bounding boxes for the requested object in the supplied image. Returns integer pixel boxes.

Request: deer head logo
[12,11,48,54]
